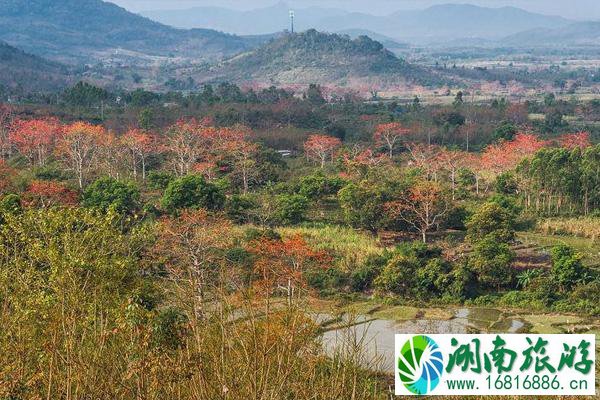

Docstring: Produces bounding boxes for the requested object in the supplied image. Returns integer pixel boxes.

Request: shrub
[466,201,515,243]
[305,267,348,293]
[338,182,388,232]
[550,245,585,292]
[495,172,518,195]
[275,194,309,225]
[226,194,257,224]
[469,236,515,290]
[147,171,175,190]
[83,177,140,214]
[161,175,225,213]
[298,172,346,200]
[350,253,386,292]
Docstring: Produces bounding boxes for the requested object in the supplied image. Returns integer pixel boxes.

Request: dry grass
[538,217,600,241]
[278,224,384,271]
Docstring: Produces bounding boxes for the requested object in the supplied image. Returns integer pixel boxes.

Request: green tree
[82,177,140,214]
[63,81,110,107]
[138,108,155,131]
[275,194,309,225]
[466,202,515,243]
[305,84,326,105]
[161,175,225,213]
[338,182,388,232]
[469,236,515,290]
[551,245,584,292]
[492,122,517,142]
[226,194,257,224]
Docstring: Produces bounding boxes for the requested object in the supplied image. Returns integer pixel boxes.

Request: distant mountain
[502,21,600,47]
[319,4,572,44]
[0,41,72,92]
[143,3,572,44]
[143,2,348,35]
[0,0,264,64]
[187,30,435,87]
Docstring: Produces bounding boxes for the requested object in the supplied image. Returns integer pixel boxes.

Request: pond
[321,307,528,373]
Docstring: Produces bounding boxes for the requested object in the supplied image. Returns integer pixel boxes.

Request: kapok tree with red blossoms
[304,134,342,168]
[9,118,62,166]
[164,119,212,176]
[374,122,410,158]
[24,180,79,208]
[385,180,449,243]
[121,128,156,180]
[249,234,329,308]
[481,133,547,176]
[436,148,469,200]
[56,122,107,188]
[557,132,591,150]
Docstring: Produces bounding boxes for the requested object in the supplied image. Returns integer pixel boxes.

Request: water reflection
[321,307,528,373]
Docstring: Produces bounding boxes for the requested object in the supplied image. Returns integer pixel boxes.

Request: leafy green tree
[469,236,515,290]
[147,171,175,191]
[138,108,155,131]
[0,193,21,214]
[338,182,388,232]
[275,194,309,225]
[373,253,418,296]
[298,172,346,201]
[551,245,585,292]
[453,91,464,107]
[305,84,326,105]
[226,194,257,224]
[495,172,518,195]
[492,122,517,142]
[466,202,515,243]
[63,81,110,107]
[161,175,225,213]
[82,177,140,214]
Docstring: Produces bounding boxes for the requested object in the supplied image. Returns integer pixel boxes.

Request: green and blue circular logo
[397,335,444,395]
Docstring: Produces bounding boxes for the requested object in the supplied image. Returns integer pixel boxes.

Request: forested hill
[0,0,260,64]
[193,30,437,87]
[0,41,72,93]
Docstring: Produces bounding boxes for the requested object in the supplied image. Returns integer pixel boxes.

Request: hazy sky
[111,0,600,20]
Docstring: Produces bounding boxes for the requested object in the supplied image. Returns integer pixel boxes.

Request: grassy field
[277,224,384,271]
[518,231,600,268]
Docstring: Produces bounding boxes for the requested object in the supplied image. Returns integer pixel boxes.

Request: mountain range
[142,2,572,44]
[502,21,600,47]
[0,0,265,64]
[0,40,72,92]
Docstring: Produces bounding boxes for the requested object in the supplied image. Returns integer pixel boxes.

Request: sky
[111,0,600,20]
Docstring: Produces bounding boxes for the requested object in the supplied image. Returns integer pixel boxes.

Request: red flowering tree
[482,133,547,175]
[249,234,329,307]
[56,122,107,188]
[385,180,449,243]
[374,122,410,157]
[406,143,441,180]
[304,134,342,168]
[9,118,62,166]
[165,119,206,176]
[121,128,156,180]
[558,132,591,149]
[24,180,79,208]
